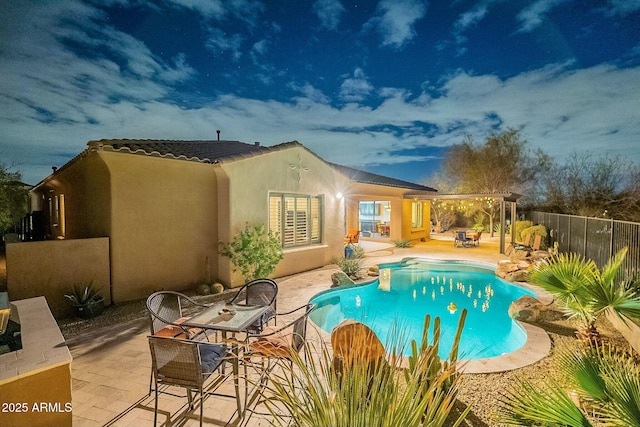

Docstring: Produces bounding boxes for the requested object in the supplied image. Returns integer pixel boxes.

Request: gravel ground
[452,308,634,427]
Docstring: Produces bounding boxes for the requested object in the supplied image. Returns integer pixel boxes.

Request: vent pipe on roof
[216,129,220,141]
[254,141,260,146]
[52,166,57,173]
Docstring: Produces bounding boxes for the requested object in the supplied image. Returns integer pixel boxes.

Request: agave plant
[497,344,640,426]
[529,247,640,343]
[258,311,470,427]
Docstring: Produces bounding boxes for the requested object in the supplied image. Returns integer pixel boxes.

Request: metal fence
[531,211,640,283]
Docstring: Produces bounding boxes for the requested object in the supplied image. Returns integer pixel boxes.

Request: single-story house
[8,138,436,312]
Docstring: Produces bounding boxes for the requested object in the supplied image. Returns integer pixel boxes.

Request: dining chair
[330,319,390,391]
[240,303,316,391]
[228,278,278,333]
[454,231,472,248]
[146,291,209,340]
[148,336,233,427]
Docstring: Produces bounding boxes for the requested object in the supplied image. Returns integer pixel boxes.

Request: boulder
[331,271,355,288]
[368,265,380,277]
[507,269,529,282]
[196,283,211,295]
[508,295,543,322]
[210,282,225,294]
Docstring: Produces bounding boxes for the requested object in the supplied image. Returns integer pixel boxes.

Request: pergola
[404,191,522,254]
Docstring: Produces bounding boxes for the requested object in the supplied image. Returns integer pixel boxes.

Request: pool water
[310,258,536,360]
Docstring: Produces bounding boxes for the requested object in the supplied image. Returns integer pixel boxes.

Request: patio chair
[146,291,209,340]
[240,303,316,388]
[344,229,360,244]
[330,319,390,391]
[471,231,482,246]
[148,336,233,427]
[228,278,278,334]
[454,231,473,248]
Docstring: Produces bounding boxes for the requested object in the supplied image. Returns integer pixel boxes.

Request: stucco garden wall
[6,238,110,318]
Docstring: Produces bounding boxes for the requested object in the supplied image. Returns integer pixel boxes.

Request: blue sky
[1,0,639,186]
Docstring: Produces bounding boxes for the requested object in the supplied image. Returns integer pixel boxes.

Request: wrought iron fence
[531,211,640,283]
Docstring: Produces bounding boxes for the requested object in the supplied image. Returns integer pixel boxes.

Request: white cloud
[366,0,428,49]
[339,68,374,102]
[205,27,244,60]
[313,0,345,31]
[163,0,265,24]
[516,0,568,33]
[605,0,640,16]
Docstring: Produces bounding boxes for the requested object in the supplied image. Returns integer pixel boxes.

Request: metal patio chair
[148,336,234,427]
[228,278,278,334]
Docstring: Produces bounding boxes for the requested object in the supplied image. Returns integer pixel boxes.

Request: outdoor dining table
[180,301,271,419]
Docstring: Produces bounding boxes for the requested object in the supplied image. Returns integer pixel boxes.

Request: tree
[529,247,640,343]
[541,152,640,221]
[0,163,29,236]
[440,128,551,235]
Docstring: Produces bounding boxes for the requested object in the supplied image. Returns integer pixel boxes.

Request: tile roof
[91,138,282,163]
[329,163,437,192]
[85,139,435,191]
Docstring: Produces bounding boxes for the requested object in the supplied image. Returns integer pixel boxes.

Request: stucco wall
[342,182,431,243]
[34,152,111,240]
[402,198,431,242]
[6,238,111,318]
[219,146,350,286]
[100,151,220,301]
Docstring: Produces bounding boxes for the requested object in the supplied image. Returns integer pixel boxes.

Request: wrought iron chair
[228,278,278,334]
[148,336,234,427]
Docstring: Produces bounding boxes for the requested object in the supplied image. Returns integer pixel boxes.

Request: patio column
[499,200,506,254]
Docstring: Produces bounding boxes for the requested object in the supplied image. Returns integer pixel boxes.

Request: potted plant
[65,281,105,319]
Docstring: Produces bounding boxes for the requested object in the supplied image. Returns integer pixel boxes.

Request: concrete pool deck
[65,233,553,426]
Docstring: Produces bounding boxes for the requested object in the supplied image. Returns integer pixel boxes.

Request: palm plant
[259,311,470,427]
[497,343,640,426]
[529,247,640,343]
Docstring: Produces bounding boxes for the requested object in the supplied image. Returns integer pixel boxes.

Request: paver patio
[65,234,543,426]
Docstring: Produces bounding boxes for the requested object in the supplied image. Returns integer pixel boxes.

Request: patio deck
[66,233,551,426]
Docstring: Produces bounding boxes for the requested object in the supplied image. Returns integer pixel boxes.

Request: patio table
[180,301,271,419]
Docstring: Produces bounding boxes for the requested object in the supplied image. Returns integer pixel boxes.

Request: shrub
[64,281,103,306]
[218,223,284,281]
[394,239,411,248]
[512,220,533,242]
[332,255,364,279]
[260,311,470,427]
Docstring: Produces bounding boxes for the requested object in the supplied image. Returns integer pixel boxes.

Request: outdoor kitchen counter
[0,296,73,426]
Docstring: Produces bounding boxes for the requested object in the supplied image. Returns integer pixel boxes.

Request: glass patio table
[180,301,271,418]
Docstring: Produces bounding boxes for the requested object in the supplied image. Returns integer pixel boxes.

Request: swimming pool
[309,258,536,360]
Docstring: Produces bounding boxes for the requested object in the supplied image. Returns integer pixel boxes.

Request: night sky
[1,0,639,185]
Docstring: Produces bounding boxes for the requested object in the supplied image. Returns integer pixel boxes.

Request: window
[358,200,391,236]
[411,201,423,228]
[269,193,322,248]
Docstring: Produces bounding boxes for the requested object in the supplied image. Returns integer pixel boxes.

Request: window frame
[269,193,323,248]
